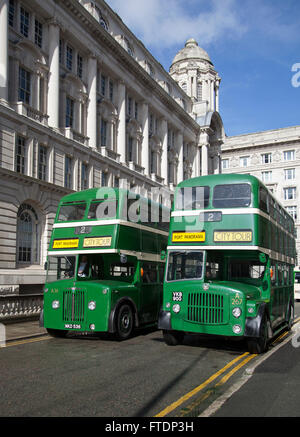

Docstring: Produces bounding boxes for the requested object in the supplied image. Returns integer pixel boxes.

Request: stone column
[210,80,215,112]
[201,143,208,175]
[141,102,149,175]
[87,56,97,148]
[161,119,168,185]
[47,21,60,128]
[215,80,220,112]
[0,0,8,102]
[177,131,184,183]
[117,81,126,164]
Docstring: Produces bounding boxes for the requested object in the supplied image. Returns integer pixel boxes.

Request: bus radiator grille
[187,292,227,324]
[63,289,85,322]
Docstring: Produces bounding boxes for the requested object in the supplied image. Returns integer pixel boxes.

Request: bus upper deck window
[88,199,117,219]
[213,184,251,208]
[175,186,209,210]
[58,202,86,221]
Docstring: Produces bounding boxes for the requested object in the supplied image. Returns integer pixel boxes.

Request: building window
[167,129,175,151]
[17,203,39,264]
[284,168,295,180]
[261,171,272,183]
[64,156,73,189]
[284,187,296,200]
[66,45,73,71]
[15,136,26,174]
[94,5,108,30]
[77,54,83,79]
[20,6,29,37]
[197,82,202,101]
[101,74,106,96]
[38,145,47,181]
[34,19,43,48]
[81,163,88,190]
[8,0,15,27]
[286,206,297,221]
[127,137,133,162]
[261,153,272,164]
[101,171,107,186]
[284,150,295,161]
[240,156,250,167]
[66,97,74,128]
[150,150,156,174]
[19,67,31,104]
[59,39,63,64]
[221,159,229,170]
[109,80,114,102]
[127,96,132,116]
[100,119,107,146]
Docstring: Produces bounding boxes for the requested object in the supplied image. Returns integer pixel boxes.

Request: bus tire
[115,304,134,341]
[163,330,184,346]
[247,313,269,354]
[287,299,294,331]
[46,328,67,338]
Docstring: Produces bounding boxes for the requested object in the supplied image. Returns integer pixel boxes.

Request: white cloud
[106,0,246,50]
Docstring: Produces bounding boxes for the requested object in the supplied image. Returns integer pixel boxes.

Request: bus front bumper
[158,310,171,330]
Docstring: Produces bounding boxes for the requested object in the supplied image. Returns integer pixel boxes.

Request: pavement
[1,318,47,342]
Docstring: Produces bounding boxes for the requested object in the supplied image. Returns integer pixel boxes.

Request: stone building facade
[0,0,224,295]
[222,126,300,265]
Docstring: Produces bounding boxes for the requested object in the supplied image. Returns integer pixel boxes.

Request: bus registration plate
[64,324,81,329]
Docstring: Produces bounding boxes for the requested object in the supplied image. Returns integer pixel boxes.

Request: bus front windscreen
[167,250,204,281]
[47,256,76,281]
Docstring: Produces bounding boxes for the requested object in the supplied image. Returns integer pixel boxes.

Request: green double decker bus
[41,188,169,340]
[159,174,296,353]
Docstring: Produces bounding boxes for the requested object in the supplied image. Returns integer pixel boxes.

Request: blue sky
[106,0,300,137]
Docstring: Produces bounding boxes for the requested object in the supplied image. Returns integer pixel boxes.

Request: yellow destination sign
[83,236,112,247]
[53,238,79,249]
[172,231,205,242]
[214,231,252,242]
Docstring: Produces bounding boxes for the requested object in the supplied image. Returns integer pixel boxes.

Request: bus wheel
[163,330,184,346]
[287,300,294,331]
[46,328,67,338]
[115,304,134,341]
[247,314,268,354]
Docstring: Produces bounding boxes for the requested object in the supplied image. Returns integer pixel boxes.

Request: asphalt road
[1,302,300,418]
[0,330,253,417]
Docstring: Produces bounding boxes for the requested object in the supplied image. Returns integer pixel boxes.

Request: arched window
[17,203,40,264]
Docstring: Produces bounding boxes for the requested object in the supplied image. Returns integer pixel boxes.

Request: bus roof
[176,173,260,189]
[58,188,126,204]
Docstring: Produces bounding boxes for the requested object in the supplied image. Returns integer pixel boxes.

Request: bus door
[140,262,161,324]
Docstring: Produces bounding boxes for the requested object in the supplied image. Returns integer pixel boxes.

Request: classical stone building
[222,126,300,265]
[0,0,224,297]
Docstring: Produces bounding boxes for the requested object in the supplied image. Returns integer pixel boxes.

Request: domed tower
[170,39,224,176]
[170,38,221,116]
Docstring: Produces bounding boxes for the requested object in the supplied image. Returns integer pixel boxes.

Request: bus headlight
[232,307,242,318]
[233,324,242,334]
[52,300,60,309]
[88,301,96,311]
[173,304,181,313]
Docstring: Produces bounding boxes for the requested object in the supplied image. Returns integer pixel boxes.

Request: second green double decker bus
[159,174,296,353]
[41,187,169,340]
